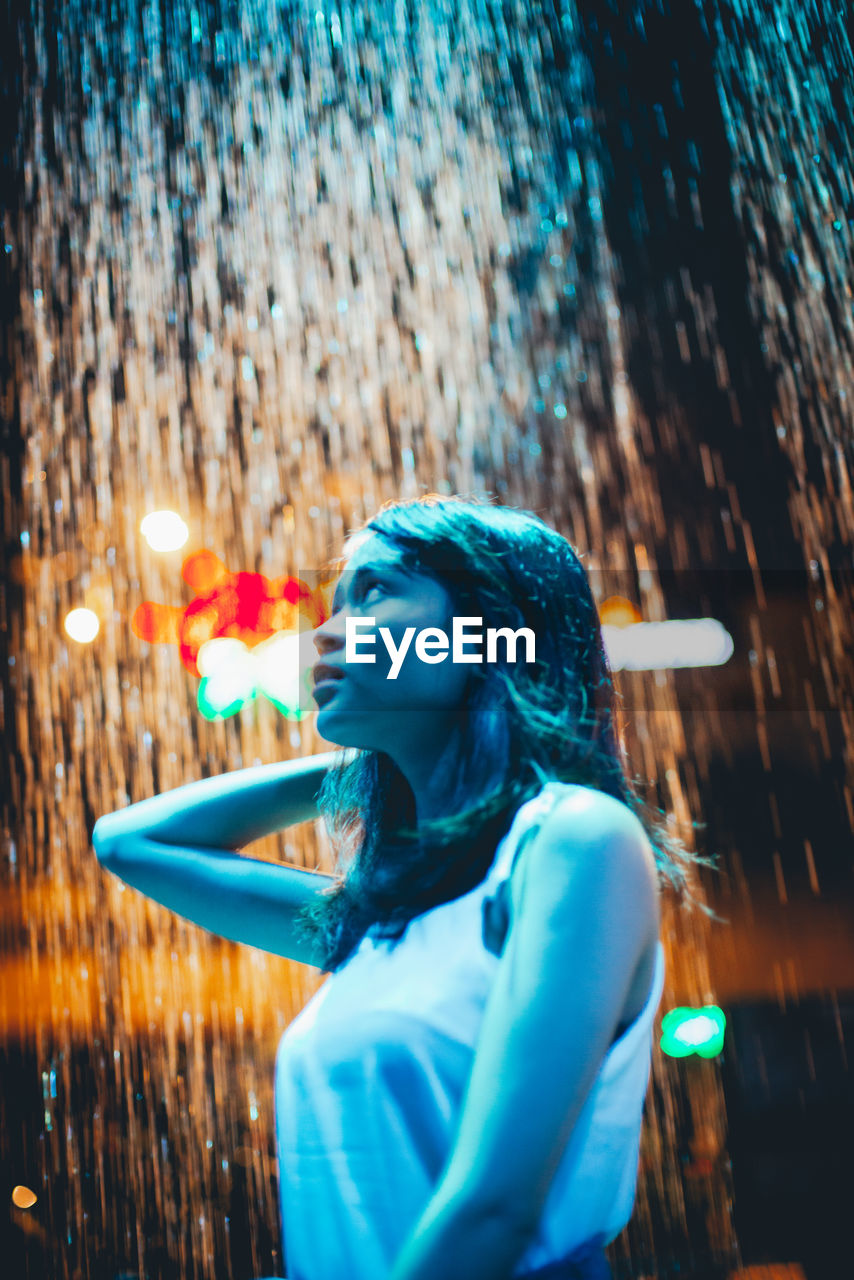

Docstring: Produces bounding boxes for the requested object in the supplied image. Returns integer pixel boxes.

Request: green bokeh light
[660,1006,726,1058]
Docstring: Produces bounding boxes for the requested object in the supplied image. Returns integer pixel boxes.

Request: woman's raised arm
[92,750,343,850]
[91,751,344,966]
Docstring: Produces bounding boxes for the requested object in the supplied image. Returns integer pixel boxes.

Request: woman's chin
[313,705,365,750]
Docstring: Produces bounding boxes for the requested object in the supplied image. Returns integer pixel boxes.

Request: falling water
[2,2,851,1276]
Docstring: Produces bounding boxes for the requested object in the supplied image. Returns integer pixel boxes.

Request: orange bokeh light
[599,595,642,628]
[131,548,336,679]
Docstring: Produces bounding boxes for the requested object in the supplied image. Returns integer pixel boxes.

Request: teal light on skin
[659,1006,726,1058]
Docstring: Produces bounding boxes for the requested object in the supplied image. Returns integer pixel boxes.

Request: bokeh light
[599,595,643,628]
[140,510,191,553]
[660,1006,727,1059]
[603,618,735,671]
[12,1185,38,1210]
[63,608,100,644]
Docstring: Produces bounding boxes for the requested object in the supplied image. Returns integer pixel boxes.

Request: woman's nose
[312,622,346,656]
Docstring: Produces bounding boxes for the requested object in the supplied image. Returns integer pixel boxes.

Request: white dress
[273,781,666,1280]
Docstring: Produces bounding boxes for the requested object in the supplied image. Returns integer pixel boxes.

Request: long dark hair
[295,494,715,973]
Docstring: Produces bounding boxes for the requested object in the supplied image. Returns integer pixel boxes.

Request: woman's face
[310,532,470,754]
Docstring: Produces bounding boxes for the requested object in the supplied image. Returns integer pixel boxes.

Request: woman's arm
[92,749,343,851]
[93,834,333,965]
[91,750,346,966]
[389,787,660,1280]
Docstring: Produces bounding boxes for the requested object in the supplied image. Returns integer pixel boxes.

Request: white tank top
[274,781,665,1280]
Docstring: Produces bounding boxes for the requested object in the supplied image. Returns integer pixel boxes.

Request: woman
[93,495,705,1280]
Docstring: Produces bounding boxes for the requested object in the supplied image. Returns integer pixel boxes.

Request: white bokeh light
[672,1015,721,1047]
[602,619,734,671]
[140,510,190,553]
[64,607,100,643]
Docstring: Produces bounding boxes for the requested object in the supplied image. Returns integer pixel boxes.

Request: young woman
[93,495,704,1280]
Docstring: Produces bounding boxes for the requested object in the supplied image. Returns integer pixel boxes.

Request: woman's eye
[329,580,384,613]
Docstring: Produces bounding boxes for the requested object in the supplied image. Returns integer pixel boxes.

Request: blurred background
[1,2,852,1277]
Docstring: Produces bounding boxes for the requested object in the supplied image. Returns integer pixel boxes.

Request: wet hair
[295,493,716,973]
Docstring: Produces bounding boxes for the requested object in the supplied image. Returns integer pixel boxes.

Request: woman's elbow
[92,818,121,866]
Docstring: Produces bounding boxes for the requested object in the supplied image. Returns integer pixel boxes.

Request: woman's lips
[312,678,345,704]
[312,662,347,684]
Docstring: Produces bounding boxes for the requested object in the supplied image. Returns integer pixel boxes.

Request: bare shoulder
[546,783,656,859]
[511,783,660,935]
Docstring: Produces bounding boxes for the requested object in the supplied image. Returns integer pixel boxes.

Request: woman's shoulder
[502,779,648,870]
[534,780,653,851]
[511,780,660,925]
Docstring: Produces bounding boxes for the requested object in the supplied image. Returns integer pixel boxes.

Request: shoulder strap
[488,782,565,882]
[481,782,568,957]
